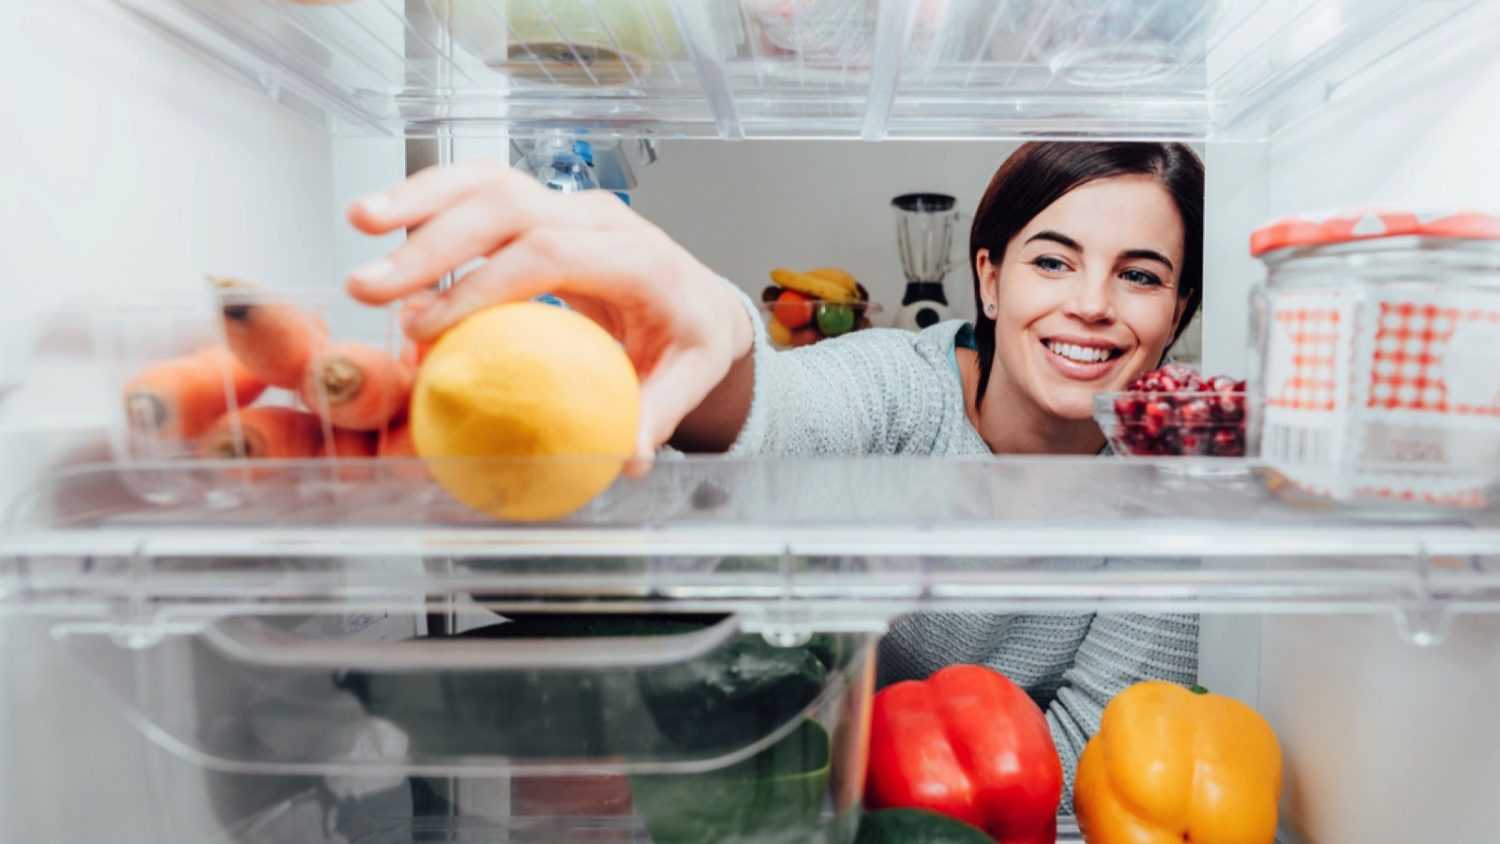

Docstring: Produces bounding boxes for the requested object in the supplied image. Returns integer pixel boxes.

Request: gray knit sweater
[727,298,1198,807]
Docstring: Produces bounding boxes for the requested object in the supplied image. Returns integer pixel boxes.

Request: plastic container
[1094,390,1247,457]
[88,281,408,505]
[427,0,686,85]
[745,0,957,69]
[52,605,876,843]
[1250,209,1500,509]
[1018,0,1225,87]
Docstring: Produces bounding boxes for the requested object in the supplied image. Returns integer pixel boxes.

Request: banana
[766,316,793,347]
[770,267,855,303]
[807,267,860,298]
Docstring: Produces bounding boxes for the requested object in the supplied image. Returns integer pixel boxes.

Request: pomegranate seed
[1160,428,1184,455]
[1114,394,1145,420]
[1180,398,1214,426]
[1212,429,1244,457]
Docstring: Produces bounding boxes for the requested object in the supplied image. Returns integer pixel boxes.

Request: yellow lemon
[411,302,640,522]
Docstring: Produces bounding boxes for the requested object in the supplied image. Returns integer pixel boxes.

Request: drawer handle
[194,613,745,671]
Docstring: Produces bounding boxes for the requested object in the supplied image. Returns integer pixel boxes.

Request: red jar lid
[1250,209,1500,258]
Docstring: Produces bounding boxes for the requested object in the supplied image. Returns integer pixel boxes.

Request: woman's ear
[975,248,1000,317]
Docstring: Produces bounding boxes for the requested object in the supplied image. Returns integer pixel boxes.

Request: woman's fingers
[634,346,725,461]
[347,160,522,234]
[347,193,544,304]
[400,228,637,342]
[347,181,634,304]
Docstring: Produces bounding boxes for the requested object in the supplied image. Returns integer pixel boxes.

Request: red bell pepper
[865,664,1062,844]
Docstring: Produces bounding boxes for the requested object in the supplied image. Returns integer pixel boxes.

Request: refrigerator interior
[4,1,1500,842]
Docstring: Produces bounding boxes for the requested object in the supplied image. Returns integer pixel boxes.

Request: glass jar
[1249,210,1500,508]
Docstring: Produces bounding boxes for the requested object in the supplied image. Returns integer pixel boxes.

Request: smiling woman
[965,143,1203,455]
[345,141,1206,805]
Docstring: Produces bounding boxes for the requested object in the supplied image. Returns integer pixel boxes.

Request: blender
[892,192,961,332]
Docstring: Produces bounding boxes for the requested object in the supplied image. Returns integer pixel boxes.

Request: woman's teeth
[1046,341,1114,364]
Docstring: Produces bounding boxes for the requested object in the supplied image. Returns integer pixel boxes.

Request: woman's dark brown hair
[969,142,1204,404]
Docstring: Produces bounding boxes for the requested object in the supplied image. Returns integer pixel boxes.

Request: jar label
[1260,286,1500,506]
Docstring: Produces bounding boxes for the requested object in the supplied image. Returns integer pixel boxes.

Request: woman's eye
[1121,269,1163,287]
[1032,256,1070,273]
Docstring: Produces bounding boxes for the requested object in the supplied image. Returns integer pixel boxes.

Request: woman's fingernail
[357,194,392,217]
[407,305,446,341]
[350,258,395,285]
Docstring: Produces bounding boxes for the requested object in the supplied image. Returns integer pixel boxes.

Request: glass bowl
[1094,390,1248,457]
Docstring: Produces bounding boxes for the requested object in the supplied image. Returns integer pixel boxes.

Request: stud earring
[984,303,997,317]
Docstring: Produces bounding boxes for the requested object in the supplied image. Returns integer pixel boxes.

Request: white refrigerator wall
[1202,39,1500,844]
[0,2,337,842]
[0,0,339,444]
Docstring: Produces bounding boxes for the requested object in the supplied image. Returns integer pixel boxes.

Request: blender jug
[892,193,960,331]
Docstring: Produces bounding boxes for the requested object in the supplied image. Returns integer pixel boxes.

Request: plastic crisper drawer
[54,604,875,843]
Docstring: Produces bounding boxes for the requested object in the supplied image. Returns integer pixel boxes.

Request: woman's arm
[345,162,943,460]
[677,291,948,457]
[1045,611,1199,809]
[344,162,757,463]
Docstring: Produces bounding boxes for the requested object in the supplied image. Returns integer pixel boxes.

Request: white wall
[631,140,1022,322]
[0,2,337,842]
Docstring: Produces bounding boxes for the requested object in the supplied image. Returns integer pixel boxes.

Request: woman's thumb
[628,350,714,472]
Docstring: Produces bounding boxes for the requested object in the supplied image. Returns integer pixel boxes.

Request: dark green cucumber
[855,809,994,844]
[637,631,827,752]
[631,719,831,844]
[338,614,829,759]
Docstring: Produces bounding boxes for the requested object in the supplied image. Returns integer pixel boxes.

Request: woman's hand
[345,161,755,462]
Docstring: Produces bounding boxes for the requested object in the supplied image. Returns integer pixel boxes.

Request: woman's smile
[1037,334,1126,381]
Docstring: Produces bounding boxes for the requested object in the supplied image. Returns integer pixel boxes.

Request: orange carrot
[299,341,415,431]
[124,347,266,440]
[327,427,377,458]
[323,426,380,482]
[198,406,324,461]
[210,276,328,388]
[376,422,428,482]
[378,422,417,458]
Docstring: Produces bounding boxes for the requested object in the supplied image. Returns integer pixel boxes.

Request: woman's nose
[1063,273,1115,323]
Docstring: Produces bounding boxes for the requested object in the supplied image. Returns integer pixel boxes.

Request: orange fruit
[411,303,640,521]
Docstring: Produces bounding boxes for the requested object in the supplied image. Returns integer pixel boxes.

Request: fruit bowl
[1096,391,1247,457]
[760,299,882,349]
[1094,365,1249,458]
[759,267,880,349]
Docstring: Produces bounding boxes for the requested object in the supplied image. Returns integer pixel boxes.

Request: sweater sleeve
[725,286,947,458]
[1045,610,1199,811]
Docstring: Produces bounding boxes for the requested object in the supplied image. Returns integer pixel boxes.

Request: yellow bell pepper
[1074,681,1282,844]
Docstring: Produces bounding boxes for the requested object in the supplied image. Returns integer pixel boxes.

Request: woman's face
[977,174,1187,421]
